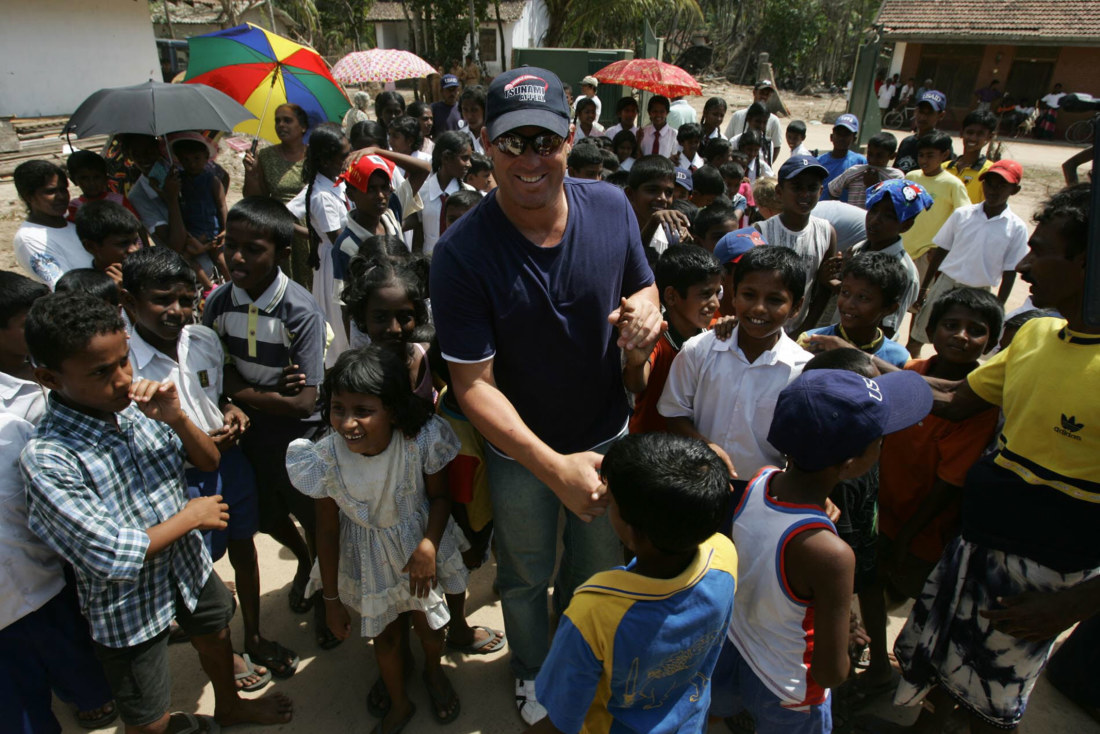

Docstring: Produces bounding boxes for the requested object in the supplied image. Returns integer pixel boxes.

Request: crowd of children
[3,70,1097,734]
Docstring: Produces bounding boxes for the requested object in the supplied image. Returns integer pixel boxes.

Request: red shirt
[629,327,693,434]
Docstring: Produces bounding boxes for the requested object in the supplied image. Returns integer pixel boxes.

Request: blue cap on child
[768,369,932,472]
[918,90,947,111]
[778,155,829,181]
[834,113,860,134]
[675,168,693,191]
[865,179,934,223]
[713,226,766,265]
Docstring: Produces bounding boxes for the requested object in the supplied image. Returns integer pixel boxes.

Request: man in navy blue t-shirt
[430,67,662,726]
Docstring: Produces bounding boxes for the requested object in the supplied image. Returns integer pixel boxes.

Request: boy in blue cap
[756,155,839,332]
[711,368,932,734]
[844,179,932,339]
[894,90,949,173]
[818,114,867,201]
[713,226,765,317]
[431,74,462,137]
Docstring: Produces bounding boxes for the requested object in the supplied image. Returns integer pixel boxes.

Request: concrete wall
[0,0,160,118]
[371,1,551,79]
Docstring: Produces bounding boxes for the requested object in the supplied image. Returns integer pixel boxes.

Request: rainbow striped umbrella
[331,49,437,83]
[183,23,350,142]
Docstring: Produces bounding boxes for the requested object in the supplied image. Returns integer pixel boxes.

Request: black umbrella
[62,80,255,138]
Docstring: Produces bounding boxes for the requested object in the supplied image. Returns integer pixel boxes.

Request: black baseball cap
[486,67,572,141]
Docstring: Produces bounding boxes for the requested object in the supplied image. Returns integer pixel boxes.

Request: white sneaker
[515,678,548,725]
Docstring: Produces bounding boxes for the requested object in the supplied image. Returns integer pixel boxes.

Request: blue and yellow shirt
[535,534,737,733]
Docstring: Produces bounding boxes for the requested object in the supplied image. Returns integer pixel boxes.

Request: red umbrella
[593,59,702,97]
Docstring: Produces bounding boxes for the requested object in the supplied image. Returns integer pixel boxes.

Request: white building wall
[889,42,907,79]
[0,0,161,117]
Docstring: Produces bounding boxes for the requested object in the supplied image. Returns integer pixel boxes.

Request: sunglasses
[492,131,566,157]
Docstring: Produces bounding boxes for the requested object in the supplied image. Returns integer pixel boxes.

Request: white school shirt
[705,127,726,140]
[638,124,678,158]
[725,109,782,154]
[574,122,605,142]
[658,328,811,478]
[572,94,602,122]
[789,143,813,158]
[457,122,486,154]
[604,123,639,140]
[848,238,919,337]
[0,371,47,424]
[128,325,226,434]
[12,221,92,288]
[934,203,1029,289]
[0,413,66,630]
[417,174,474,256]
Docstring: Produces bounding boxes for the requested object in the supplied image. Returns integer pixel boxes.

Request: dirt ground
[13,81,1094,734]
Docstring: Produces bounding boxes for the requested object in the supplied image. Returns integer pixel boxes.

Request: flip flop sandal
[314,601,344,650]
[234,653,273,692]
[366,676,391,719]
[447,625,507,655]
[246,642,300,679]
[422,670,461,724]
[288,577,313,614]
[74,701,118,730]
[373,703,415,734]
[167,712,220,734]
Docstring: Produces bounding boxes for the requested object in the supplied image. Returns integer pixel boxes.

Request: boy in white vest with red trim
[711,368,931,732]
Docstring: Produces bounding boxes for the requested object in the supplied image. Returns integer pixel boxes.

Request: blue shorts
[185,446,258,561]
[710,637,832,734]
[0,579,113,734]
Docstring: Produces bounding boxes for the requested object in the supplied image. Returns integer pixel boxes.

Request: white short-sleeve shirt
[12,221,92,287]
[0,412,66,629]
[934,203,1029,288]
[417,174,474,256]
[128,325,226,434]
[658,328,811,478]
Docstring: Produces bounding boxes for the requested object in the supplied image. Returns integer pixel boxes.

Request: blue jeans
[486,437,623,679]
[710,638,833,733]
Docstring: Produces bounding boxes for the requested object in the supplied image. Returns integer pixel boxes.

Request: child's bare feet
[215,691,294,726]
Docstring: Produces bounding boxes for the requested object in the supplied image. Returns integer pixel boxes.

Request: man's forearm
[454,379,562,485]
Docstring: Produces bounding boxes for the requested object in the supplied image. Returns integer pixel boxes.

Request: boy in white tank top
[710,369,931,733]
[755,156,839,334]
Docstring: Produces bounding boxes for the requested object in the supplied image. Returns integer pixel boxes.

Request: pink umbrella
[332,49,437,84]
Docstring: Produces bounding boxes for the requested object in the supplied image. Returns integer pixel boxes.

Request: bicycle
[882,104,914,130]
[1066,117,1094,145]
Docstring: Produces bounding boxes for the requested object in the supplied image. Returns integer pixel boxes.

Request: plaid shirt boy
[20,394,212,648]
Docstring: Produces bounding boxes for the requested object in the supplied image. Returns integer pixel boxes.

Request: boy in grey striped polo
[203,198,330,658]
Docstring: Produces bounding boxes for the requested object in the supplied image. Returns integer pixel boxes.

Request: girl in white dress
[286,345,468,730]
[301,123,353,367]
